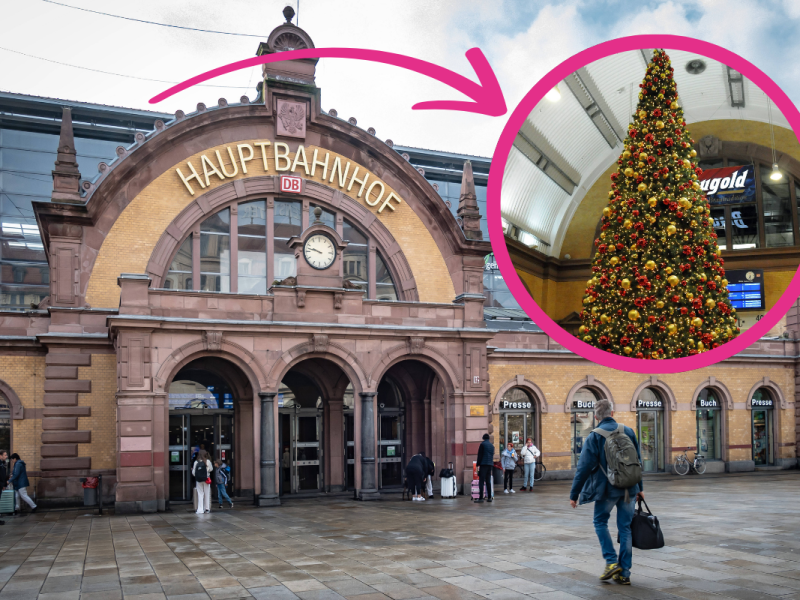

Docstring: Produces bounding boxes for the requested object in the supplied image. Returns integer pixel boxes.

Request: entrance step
[755,465,784,471]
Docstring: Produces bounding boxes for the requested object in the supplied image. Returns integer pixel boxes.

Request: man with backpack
[569,399,643,586]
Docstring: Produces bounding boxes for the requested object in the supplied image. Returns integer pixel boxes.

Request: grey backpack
[593,424,642,491]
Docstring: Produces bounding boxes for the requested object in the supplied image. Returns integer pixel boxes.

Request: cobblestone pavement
[0,473,799,600]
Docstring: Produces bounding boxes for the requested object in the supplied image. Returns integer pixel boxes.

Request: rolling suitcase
[440,463,457,498]
[0,488,15,515]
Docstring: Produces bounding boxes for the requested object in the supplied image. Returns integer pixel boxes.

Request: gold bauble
[691,317,703,327]
[697,341,705,351]
[648,196,658,208]
[682,159,691,169]
[665,267,673,275]
[624,219,633,229]
[622,150,631,159]
[621,278,631,289]
[706,298,716,309]
[686,292,694,301]
[656,300,665,309]
[678,197,690,208]
[583,297,592,305]
[666,224,677,236]
[591,306,600,315]
[667,323,677,335]
[583,335,592,343]
[638,161,645,169]
[726,327,733,337]
[600,314,609,324]
[699,273,707,281]
[690,149,697,157]
[670,101,679,109]
[645,260,656,271]
[720,278,728,288]
[637,183,648,192]
[624,167,634,178]
[638,110,647,119]
[628,309,640,321]
[640,152,648,161]
[667,275,679,287]
[579,325,586,334]
[655,120,665,129]
[672,152,679,159]
[714,275,721,281]
[693,181,701,191]
[690,220,697,227]
[623,346,633,355]
[603,207,611,217]
[610,256,619,266]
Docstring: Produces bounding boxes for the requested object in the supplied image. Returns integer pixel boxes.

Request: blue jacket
[500,448,518,470]
[9,459,29,490]
[476,439,495,466]
[569,418,643,504]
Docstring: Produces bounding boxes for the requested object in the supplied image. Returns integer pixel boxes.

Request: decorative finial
[313,206,323,223]
[283,5,295,23]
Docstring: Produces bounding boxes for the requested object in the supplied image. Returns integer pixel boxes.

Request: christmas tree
[579,49,740,359]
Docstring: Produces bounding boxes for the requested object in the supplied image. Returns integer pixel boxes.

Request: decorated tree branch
[579,49,739,359]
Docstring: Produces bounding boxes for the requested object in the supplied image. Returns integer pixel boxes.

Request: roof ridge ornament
[457,160,483,240]
[51,107,83,204]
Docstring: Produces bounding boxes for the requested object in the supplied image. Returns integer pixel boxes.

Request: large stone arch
[266,339,367,396]
[368,342,461,397]
[0,379,24,420]
[563,375,614,412]
[145,177,420,301]
[154,337,268,394]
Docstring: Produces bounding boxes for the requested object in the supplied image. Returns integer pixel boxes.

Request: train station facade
[0,16,798,511]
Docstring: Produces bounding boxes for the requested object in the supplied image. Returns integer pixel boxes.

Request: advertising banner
[698,165,756,205]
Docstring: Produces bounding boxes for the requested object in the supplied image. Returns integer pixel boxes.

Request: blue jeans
[523,463,535,488]
[593,495,636,577]
[216,484,232,504]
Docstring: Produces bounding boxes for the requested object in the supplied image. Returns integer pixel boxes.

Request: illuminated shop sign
[698,398,719,408]
[725,269,765,311]
[636,398,663,409]
[175,142,402,213]
[502,400,532,410]
[698,165,756,205]
[752,397,774,408]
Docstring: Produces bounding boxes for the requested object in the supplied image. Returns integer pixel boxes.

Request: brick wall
[77,354,117,469]
[0,355,45,471]
[85,142,455,308]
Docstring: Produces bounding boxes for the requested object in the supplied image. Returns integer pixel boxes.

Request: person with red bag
[192,449,213,514]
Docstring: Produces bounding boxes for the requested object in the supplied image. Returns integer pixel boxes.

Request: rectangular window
[710,207,727,251]
[696,409,721,460]
[200,208,230,292]
[343,219,368,290]
[760,166,794,247]
[375,252,397,301]
[164,237,193,290]
[730,205,759,249]
[237,201,267,294]
[310,204,335,229]
[274,201,301,281]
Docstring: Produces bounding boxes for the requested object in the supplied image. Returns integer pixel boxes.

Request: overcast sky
[1,0,800,157]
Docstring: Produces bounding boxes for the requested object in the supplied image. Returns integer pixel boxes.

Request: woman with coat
[500,442,518,494]
[519,438,541,491]
[192,449,213,514]
[9,453,36,513]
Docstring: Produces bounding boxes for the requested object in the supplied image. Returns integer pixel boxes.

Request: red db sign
[280,175,303,194]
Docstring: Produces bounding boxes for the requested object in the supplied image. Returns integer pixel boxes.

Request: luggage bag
[0,489,15,515]
[440,462,457,498]
[631,499,665,550]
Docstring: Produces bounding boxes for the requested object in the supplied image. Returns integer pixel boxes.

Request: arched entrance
[278,358,353,495]
[376,359,444,491]
[167,357,254,502]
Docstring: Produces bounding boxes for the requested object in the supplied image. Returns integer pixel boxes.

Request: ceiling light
[686,59,706,75]
[545,86,561,102]
[770,163,783,181]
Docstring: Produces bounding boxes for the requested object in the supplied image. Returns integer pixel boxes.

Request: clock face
[303,234,336,270]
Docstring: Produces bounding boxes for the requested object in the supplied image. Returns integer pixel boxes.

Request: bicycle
[674,447,706,475]
[514,459,547,482]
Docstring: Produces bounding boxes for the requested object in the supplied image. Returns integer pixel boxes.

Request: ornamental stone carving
[202,331,223,351]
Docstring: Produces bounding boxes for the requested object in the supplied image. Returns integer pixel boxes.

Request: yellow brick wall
[0,356,45,472]
[86,142,455,307]
[488,361,795,470]
[78,354,117,470]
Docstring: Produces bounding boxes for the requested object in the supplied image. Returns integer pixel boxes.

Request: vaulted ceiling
[502,49,792,258]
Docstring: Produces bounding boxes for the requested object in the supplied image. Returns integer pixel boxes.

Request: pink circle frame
[488,35,800,374]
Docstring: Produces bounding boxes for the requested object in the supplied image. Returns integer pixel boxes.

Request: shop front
[498,387,536,454]
[635,388,665,473]
[751,389,775,466]
[570,389,598,468]
[696,389,723,463]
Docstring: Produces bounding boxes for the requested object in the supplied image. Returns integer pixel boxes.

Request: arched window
[161,200,399,300]
[696,388,722,460]
[570,387,599,468]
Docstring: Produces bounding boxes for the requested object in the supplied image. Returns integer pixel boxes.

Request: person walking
[501,442,518,494]
[8,453,36,513]
[520,438,540,491]
[474,433,494,503]
[214,460,234,509]
[569,399,643,586]
[192,449,213,514]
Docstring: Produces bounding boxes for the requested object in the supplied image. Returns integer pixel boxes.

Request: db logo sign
[280,175,303,194]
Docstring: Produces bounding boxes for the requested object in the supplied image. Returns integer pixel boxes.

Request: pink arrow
[149,47,506,117]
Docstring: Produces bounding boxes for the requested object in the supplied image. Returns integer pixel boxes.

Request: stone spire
[51,107,82,204]
[457,160,483,240]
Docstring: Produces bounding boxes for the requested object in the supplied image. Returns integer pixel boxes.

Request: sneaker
[229,502,234,508]
[504,489,509,494]
[419,496,425,501]
[528,488,534,492]
[487,497,493,502]
[30,507,37,513]
[612,574,631,585]
[219,504,223,509]
[509,489,515,494]
[474,498,484,503]
[204,509,210,513]
[599,563,622,581]
[520,487,527,492]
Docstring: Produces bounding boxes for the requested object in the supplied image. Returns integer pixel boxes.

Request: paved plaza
[0,474,799,600]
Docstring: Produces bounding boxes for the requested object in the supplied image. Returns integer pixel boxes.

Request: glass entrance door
[379,411,403,488]
[499,412,534,454]
[752,410,773,465]
[168,412,234,501]
[637,410,663,472]
[345,412,355,490]
[279,411,323,494]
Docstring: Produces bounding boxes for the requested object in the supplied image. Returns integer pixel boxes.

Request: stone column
[258,392,280,506]
[359,392,379,500]
[328,399,344,492]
